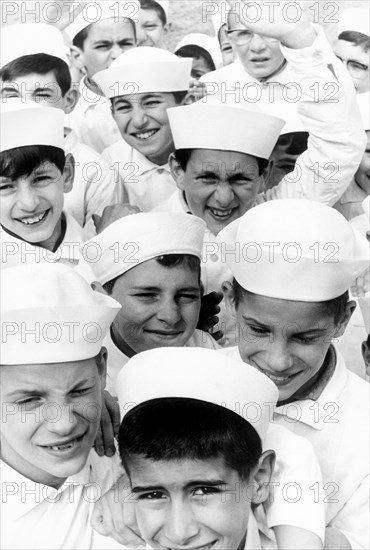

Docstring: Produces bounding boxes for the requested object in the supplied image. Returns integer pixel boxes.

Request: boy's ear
[63,87,80,114]
[169,152,186,191]
[222,280,237,320]
[249,450,276,505]
[91,281,109,296]
[96,346,108,388]
[333,300,356,339]
[69,45,86,73]
[62,153,75,193]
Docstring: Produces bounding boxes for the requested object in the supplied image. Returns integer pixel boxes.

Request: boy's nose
[249,33,267,52]
[45,403,79,437]
[131,105,149,129]
[163,502,200,546]
[16,186,40,212]
[157,299,182,325]
[214,183,234,207]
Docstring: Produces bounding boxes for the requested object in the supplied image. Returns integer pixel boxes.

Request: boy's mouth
[144,329,183,338]
[259,369,297,385]
[207,206,237,220]
[16,209,49,226]
[132,129,159,141]
[41,434,85,453]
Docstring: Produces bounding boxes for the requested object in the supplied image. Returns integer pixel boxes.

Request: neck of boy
[146,145,174,167]
[111,323,137,359]
[258,58,287,83]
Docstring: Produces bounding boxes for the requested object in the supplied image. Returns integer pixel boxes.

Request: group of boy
[1,1,369,549]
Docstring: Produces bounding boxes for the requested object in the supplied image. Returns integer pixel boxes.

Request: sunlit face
[227,19,285,80]
[111,92,178,165]
[110,259,201,355]
[75,18,136,77]
[136,8,167,48]
[224,288,350,402]
[0,159,73,251]
[355,131,370,195]
[128,456,252,550]
[0,72,77,114]
[218,25,236,67]
[334,39,370,93]
[0,357,105,487]
[171,149,262,236]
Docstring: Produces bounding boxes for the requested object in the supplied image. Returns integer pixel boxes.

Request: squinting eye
[193,486,222,496]
[138,492,165,500]
[248,326,269,335]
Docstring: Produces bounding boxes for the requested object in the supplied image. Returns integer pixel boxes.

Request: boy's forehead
[1,71,61,90]
[113,257,200,287]
[114,91,171,103]
[334,39,370,62]
[187,148,259,170]
[87,18,135,41]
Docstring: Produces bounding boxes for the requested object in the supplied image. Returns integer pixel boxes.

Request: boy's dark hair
[232,278,350,326]
[104,253,201,294]
[140,0,167,25]
[174,148,268,174]
[0,54,72,97]
[73,18,137,50]
[338,31,370,53]
[0,145,66,181]
[176,45,216,73]
[119,397,262,480]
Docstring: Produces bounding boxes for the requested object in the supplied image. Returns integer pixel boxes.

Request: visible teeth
[48,440,75,451]
[134,130,157,140]
[209,207,233,218]
[19,211,46,225]
[264,372,291,383]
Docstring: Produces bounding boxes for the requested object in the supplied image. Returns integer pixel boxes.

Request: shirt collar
[131,147,170,176]
[78,77,109,113]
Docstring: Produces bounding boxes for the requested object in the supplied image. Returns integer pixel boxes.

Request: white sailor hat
[0,263,121,365]
[0,99,65,153]
[168,97,285,159]
[94,46,192,98]
[85,212,206,286]
[263,100,306,136]
[338,7,370,37]
[217,199,370,302]
[65,0,140,41]
[175,32,222,69]
[356,92,370,131]
[0,23,68,69]
[117,347,279,442]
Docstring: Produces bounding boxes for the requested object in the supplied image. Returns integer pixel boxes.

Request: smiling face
[110,258,201,355]
[355,131,370,195]
[171,149,262,236]
[334,39,370,93]
[224,287,352,402]
[128,456,252,550]
[0,157,74,251]
[73,18,136,77]
[0,71,78,114]
[111,92,179,165]
[136,8,167,48]
[0,355,106,487]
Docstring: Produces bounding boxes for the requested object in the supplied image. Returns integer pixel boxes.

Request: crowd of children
[0,1,369,549]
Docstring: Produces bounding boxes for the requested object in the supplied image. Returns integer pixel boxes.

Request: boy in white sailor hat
[65,0,140,153]
[175,32,222,79]
[0,263,123,550]
[99,347,325,549]
[136,0,169,48]
[0,100,92,281]
[84,212,220,393]
[334,5,370,94]
[93,47,192,211]
[0,22,118,238]
[217,199,370,549]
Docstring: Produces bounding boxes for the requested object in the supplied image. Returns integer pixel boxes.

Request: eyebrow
[131,286,200,292]
[242,316,328,334]
[5,377,96,399]
[132,479,226,492]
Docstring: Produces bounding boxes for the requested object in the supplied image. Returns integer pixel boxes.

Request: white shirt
[64,129,118,238]
[225,346,369,550]
[333,177,368,221]
[0,452,122,550]
[0,213,95,282]
[104,329,220,395]
[66,78,121,154]
[102,140,177,211]
[201,56,293,104]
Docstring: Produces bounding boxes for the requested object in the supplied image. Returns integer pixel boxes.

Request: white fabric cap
[175,33,222,69]
[65,0,140,41]
[338,7,370,37]
[94,47,192,97]
[217,199,370,302]
[0,23,68,69]
[168,98,285,159]
[85,212,206,285]
[0,99,65,153]
[117,347,279,441]
[263,100,306,136]
[1,263,121,365]
[356,92,370,131]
